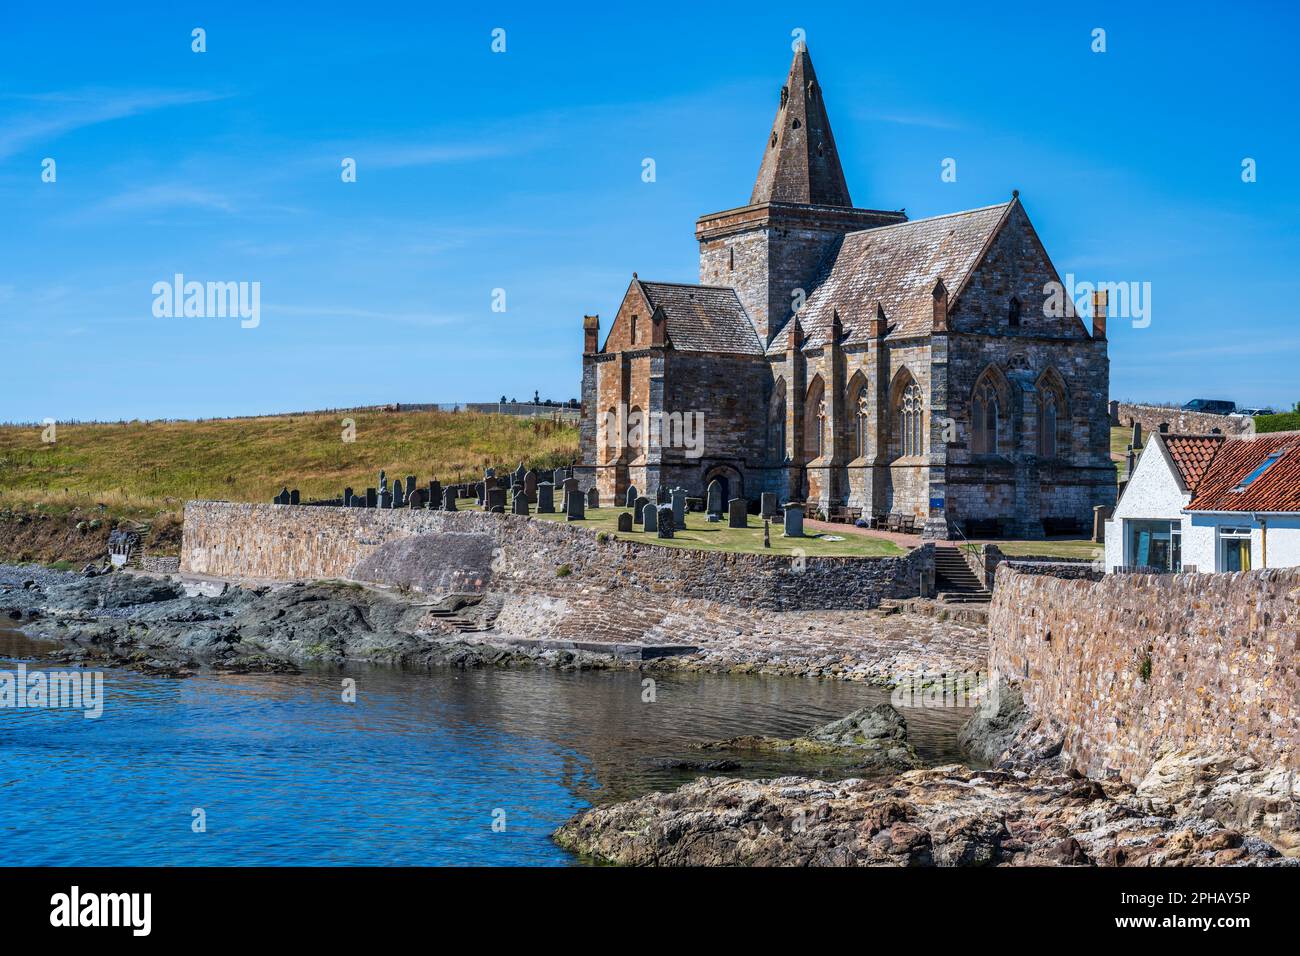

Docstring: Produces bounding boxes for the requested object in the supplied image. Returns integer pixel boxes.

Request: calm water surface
[0,625,970,865]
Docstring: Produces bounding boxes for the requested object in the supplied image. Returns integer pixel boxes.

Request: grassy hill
[0,409,579,563]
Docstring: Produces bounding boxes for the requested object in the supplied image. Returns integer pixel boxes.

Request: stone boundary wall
[1112,401,1253,437]
[181,501,930,611]
[989,566,1300,782]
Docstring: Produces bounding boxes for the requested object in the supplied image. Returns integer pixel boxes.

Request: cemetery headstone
[728,497,746,528]
[587,487,599,509]
[537,482,555,513]
[624,485,639,509]
[443,487,457,511]
[512,491,529,515]
[783,503,805,538]
[617,512,633,533]
[671,488,686,529]
[566,489,585,521]
[366,488,377,508]
[656,504,674,539]
[706,480,723,520]
[487,487,506,513]
[760,492,778,519]
[633,496,650,525]
[643,501,658,532]
[524,471,538,503]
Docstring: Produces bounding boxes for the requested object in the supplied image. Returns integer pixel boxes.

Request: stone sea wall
[988,566,1300,782]
[181,501,931,611]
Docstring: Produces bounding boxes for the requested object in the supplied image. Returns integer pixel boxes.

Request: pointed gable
[767,202,1011,352]
[750,45,852,207]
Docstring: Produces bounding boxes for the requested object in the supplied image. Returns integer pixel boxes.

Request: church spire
[749,44,852,207]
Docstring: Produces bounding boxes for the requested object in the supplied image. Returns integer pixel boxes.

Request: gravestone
[366,488,377,508]
[393,483,405,508]
[553,468,566,489]
[624,485,639,509]
[512,491,529,515]
[537,482,555,513]
[706,480,723,520]
[405,475,416,499]
[566,489,585,521]
[443,487,457,511]
[587,487,599,509]
[487,487,506,513]
[344,487,354,507]
[656,486,670,505]
[656,504,674,539]
[289,489,300,505]
[760,492,779,519]
[485,467,496,479]
[643,501,658,532]
[475,481,485,507]
[497,476,510,491]
[561,477,579,514]
[1132,421,1143,450]
[727,498,746,528]
[671,488,686,529]
[514,463,526,486]
[783,503,805,538]
[524,471,537,503]
[428,480,442,510]
[617,512,633,533]
[763,519,771,548]
[633,496,650,525]
[379,487,392,509]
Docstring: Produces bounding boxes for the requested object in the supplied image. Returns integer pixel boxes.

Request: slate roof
[1186,432,1300,513]
[1158,434,1225,491]
[767,202,1013,353]
[637,280,764,356]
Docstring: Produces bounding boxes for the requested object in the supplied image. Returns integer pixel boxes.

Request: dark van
[1182,399,1236,415]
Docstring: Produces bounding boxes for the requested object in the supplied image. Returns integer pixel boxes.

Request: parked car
[1231,407,1276,418]
[1182,399,1236,415]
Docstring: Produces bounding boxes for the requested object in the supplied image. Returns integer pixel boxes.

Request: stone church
[577,46,1115,538]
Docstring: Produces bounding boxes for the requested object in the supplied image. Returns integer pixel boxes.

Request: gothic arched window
[900,384,924,457]
[804,376,825,463]
[1038,393,1058,458]
[972,383,999,455]
[1009,297,1021,328]
[768,378,787,462]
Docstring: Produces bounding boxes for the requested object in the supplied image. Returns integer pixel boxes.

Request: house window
[1218,526,1252,572]
[1127,520,1181,572]
[971,383,999,455]
[1038,393,1058,458]
[630,315,638,344]
[728,247,734,272]
[900,383,923,457]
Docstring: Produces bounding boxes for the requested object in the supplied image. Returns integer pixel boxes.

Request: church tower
[697,45,906,347]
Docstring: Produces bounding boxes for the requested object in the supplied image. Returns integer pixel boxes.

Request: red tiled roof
[1186,432,1300,513]
[1160,434,1224,491]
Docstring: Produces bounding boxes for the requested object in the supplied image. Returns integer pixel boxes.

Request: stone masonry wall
[989,566,1300,782]
[182,501,931,611]
[1115,402,1254,438]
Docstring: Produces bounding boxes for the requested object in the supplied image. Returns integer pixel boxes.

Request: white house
[1105,431,1300,573]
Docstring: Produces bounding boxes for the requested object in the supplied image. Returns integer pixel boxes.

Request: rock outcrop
[554,759,1300,867]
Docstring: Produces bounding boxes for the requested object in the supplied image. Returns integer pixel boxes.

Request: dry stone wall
[989,566,1300,782]
[1114,402,1253,437]
[182,501,930,611]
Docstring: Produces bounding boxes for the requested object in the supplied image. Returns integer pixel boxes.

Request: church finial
[749,45,852,208]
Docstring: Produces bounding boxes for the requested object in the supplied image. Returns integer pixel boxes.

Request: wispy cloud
[856,109,966,131]
[0,89,229,159]
[87,183,236,215]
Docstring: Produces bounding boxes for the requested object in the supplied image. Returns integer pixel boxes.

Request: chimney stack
[1091,289,1108,340]
[583,314,599,353]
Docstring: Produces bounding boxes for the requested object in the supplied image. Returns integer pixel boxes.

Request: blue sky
[3,1,1298,422]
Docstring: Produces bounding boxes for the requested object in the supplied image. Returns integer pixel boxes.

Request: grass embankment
[0,410,579,563]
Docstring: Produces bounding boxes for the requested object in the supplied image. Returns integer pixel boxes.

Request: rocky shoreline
[556,688,1300,867]
[0,564,984,682]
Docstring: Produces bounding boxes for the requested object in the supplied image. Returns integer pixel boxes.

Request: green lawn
[1111,425,1132,479]
[524,504,905,558]
[982,538,1102,560]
